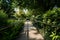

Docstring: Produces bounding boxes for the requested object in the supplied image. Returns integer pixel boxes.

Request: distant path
[15,20,44,40]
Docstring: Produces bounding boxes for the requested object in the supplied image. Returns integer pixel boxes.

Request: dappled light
[23,9,28,14]
[0,0,60,40]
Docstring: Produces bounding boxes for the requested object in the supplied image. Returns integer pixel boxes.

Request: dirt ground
[15,21,44,40]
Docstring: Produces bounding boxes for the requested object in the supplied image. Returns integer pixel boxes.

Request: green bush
[50,32,60,40]
[43,8,60,40]
[33,15,43,28]
[0,10,8,26]
[1,19,24,40]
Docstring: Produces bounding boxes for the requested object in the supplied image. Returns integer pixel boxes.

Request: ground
[15,20,44,40]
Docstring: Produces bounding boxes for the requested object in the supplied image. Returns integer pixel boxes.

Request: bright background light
[23,9,28,14]
[14,7,19,12]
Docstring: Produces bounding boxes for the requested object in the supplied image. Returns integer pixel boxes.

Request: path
[15,20,44,40]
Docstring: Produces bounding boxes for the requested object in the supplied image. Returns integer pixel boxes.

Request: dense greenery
[0,10,8,27]
[0,19,24,40]
[43,8,60,40]
[32,8,60,40]
[0,0,60,40]
[0,0,24,40]
[0,10,24,40]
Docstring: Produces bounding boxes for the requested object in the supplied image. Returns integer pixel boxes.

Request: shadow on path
[15,20,44,40]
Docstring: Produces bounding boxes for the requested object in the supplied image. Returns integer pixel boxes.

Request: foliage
[43,8,60,40]
[13,9,26,19]
[0,0,60,40]
[0,10,8,26]
[50,32,60,40]
[33,15,43,28]
[1,0,59,12]
[32,8,60,40]
[0,19,24,40]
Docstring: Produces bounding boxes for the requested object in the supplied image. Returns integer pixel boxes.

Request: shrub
[43,8,60,40]
[1,19,24,40]
[0,10,8,26]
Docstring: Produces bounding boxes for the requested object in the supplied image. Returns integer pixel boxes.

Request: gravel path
[15,20,44,40]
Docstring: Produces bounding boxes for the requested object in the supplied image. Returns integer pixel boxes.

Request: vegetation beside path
[0,0,60,40]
